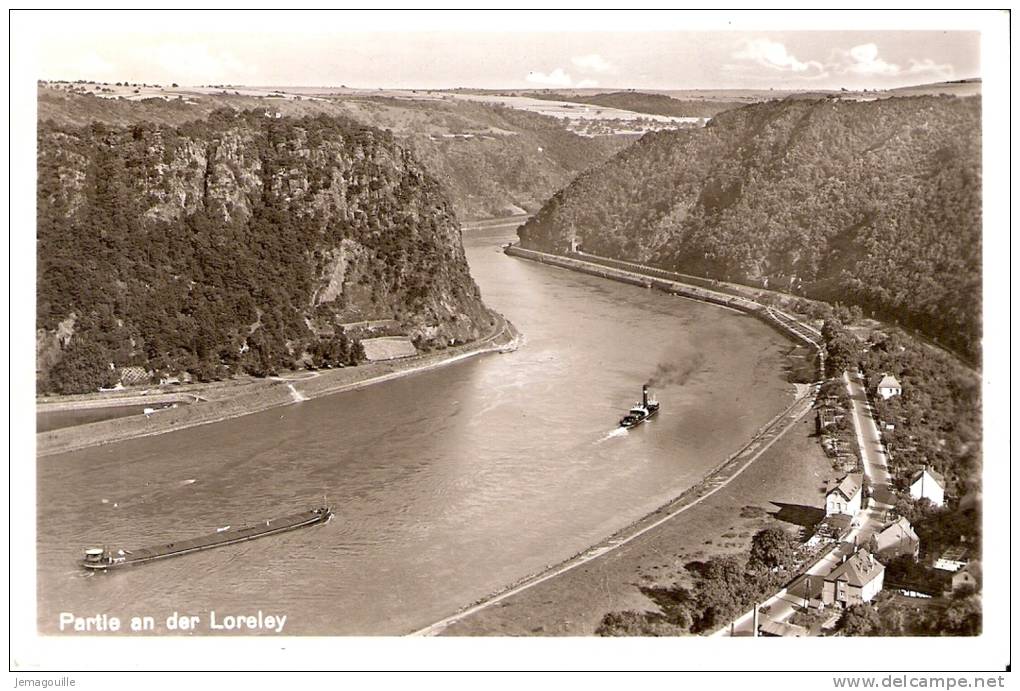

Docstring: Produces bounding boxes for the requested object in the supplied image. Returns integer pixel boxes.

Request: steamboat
[619,385,660,429]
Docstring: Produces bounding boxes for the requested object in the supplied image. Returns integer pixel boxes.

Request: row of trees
[839,591,981,636]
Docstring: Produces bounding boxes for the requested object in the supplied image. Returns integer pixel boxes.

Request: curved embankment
[505,245,823,367]
[36,315,520,458]
[409,245,826,636]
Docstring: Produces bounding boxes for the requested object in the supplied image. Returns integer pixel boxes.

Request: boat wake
[595,427,629,444]
[101,477,197,509]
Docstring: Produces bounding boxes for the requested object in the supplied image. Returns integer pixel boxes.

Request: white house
[825,474,863,517]
[822,549,885,607]
[876,373,903,399]
[909,466,945,507]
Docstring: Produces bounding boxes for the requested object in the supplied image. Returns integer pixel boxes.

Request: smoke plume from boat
[647,352,704,388]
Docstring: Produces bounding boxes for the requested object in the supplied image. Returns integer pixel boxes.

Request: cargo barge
[81,506,333,570]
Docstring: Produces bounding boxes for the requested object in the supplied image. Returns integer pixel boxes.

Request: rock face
[519,95,982,360]
[37,87,630,223]
[37,110,496,392]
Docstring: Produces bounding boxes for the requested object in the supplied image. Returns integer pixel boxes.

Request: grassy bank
[37,316,519,458]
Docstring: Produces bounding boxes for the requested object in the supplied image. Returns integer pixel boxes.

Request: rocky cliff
[37,87,629,222]
[37,109,497,392]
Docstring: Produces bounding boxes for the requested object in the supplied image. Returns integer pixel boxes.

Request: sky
[26,12,983,91]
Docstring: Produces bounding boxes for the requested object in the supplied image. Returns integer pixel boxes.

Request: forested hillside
[38,86,627,221]
[37,110,496,393]
[519,95,982,360]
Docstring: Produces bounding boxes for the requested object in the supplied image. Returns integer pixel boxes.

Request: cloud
[733,38,825,74]
[571,53,615,74]
[525,68,599,88]
[525,67,574,87]
[838,44,954,81]
[904,58,955,80]
[524,67,600,88]
[845,43,901,76]
[728,38,955,86]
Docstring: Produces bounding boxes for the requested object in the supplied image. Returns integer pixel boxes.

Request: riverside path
[714,370,893,637]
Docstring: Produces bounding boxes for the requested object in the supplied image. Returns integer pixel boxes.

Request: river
[37,224,800,635]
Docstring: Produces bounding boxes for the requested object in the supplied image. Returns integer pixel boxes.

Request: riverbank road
[843,371,891,490]
[715,371,894,637]
[842,370,893,545]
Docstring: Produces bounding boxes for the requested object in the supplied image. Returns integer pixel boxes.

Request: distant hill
[37,110,497,393]
[529,91,744,119]
[889,78,981,98]
[519,95,982,360]
[38,84,628,220]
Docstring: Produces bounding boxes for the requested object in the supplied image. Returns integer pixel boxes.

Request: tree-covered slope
[37,110,496,392]
[519,95,982,360]
[38,86,628,221]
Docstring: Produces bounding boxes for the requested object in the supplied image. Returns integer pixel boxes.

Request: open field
[360,336,418,361]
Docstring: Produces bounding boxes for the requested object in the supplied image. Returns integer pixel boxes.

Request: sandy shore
[37,315,519,457]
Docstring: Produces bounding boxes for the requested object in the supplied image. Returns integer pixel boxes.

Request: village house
[822,549,885,607]
[934,546,970,572]
[825,473,862,517]
[875,373,903,399]
[909,465,945,507]
[159,371,193,386]
[946,561,981,595]
[869,516,920,561]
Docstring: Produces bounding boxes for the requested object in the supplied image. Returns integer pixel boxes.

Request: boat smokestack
[643,385,649,408]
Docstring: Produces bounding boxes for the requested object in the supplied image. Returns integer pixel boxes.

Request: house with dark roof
[910,465,945,507]
[869,516,920,561]
[876,373,902,399]
[822,549,885,607]
[825,473,862,517]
